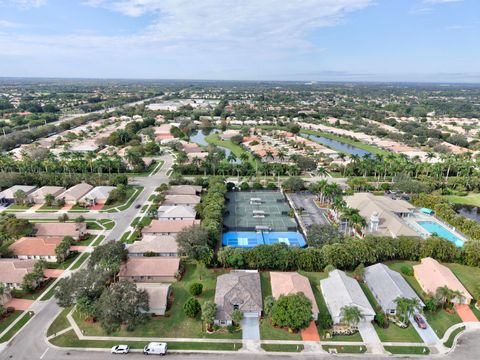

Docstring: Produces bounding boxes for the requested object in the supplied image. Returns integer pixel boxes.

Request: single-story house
[157,205,197,220]
[320,270,375,324]
[166,185,202,196]
[142,219,200,236]
[414,257,473,304]
[9,237,64,262]
[34,222,87,241]
[270,272,319,320]
[28,186,66,204]
[118,257,180,283]
[163,195,201,207]
[137,283,171,316]
[343,193,418,238]
[127,235,179,257]
[364,263,424,315]
[56,183,94,204]
[0,185,37,205]
[0,259,38,289]
[79,186,116,206]
[214,270,262,326]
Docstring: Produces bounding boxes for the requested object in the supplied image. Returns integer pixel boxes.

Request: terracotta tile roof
[0,259,38,284]
[166,185,202,196]
[118,257,180,278]
[34,222,87,238]
[270,272,319,315]
[9,237,63,256]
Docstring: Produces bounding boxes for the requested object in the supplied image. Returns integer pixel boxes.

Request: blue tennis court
[222,231,306,248]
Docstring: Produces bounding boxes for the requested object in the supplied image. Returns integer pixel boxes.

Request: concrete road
[10,329,478,360]
[289,192,329,227]
[0,153,174,360]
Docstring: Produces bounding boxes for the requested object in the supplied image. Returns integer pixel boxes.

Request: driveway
[358,321,384,354]
[455,304,478,322]
[240,314,260,340]
[410,314,439,345]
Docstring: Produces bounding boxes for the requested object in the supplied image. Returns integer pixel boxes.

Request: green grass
[37,204,62,212]
[47,307,72,337]
[99,219,115,229]
[384,346,430,355]
[11,278,54,300]
[301,129,389,156]
[50,330,239,351]
[40,282,60,301]
[101,186,143,211]
[360,282,380,309]
[373,323,423,343]
[445,263,480,298]
[259,318,302,341]
[261,344,304,352]
[7,204,31,210]
[91,235,105,246]
[260,271,272,298]
[120,231,131,243]
[323,345,367,353]
[443,326,465,348]
[70,253,89,270]
[0,311,23,333]
[77,234,96,246]
[443,193,480,207]
[386,261,427,300]
[425,309,462,339]
[0,311,33,343]
[116,186,144,211]
[331,332,363,342]
[71,263,241,339]
[86,222,102,230]
[205,133,256,166]
[298,271,329,334]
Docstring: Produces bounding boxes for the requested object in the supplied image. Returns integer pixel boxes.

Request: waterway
[189,130,241,164]
[454,204,480,224]
[300,132,372,157]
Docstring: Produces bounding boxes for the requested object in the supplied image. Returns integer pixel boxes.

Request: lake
[454,204,480,224]
[300,132,372,157]
[189,130,241,164]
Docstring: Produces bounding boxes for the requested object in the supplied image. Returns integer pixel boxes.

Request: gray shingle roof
[364,263,424,312]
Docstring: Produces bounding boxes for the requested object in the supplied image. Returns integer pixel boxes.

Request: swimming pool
[222,231,306,248]
[417,221,464,247]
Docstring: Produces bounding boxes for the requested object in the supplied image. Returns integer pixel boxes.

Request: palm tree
[435,286,464,308]
[394,296,422,324]
[340,305,365,328]
[317,166,328,178]
[227,152,237,164]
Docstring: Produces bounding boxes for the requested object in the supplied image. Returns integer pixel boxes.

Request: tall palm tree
[394,297,422,324]
[340,305,365,328]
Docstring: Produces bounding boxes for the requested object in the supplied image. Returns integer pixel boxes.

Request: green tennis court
[223,191,298,232]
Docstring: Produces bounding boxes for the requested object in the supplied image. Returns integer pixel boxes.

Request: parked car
[111,345,130,354]
[135,204,141,209]
[414,314,427,329]
[143,342,167,356]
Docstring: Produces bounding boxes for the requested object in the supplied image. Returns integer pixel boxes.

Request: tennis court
[222,231,306,248]
[223,191,298,232]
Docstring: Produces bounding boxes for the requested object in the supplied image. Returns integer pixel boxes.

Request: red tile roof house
[142,219,200,236]
[413,257,473,304]
[34,222,88,241]
[118,257,180,283]
[9,237,65,262]
[56,183,94,205]
[0,259,38,289]
[166,185,203,196]
[270,272,320,320]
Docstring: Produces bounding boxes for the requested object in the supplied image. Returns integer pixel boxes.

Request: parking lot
[288,192,330,227]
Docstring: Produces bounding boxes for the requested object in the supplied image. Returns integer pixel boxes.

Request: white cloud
[0,19,22,28]
[0,0,47,8]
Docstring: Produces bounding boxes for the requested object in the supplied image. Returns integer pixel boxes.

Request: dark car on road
[414,314,427,329]
[135,204,141,209]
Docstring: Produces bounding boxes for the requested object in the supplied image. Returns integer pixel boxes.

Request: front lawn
[331,332,363,342]
[0,311,23,333]
[11,278,54,300]
[47,306,72,337]
[70,253,89,270]
[323,345,366,353]
[373,323,423,343]
[260,318,301,340]
[384,346,430,355]
[0,311,33,343]
[71,263,241,339]
[425,309,462,338]
[298,271,329,335]
[102,186,143,211]
[261,344,304,352]
[86,221,103,230]
[45,252,80,270]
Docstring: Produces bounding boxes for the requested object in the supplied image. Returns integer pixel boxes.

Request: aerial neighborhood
[0,79,480,359]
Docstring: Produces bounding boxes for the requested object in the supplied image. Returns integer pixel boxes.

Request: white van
[143,342,168,355]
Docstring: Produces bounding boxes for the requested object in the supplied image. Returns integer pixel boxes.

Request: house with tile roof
[56,183,94,204]
[0,259,38,289]
[118,257,180,283]
[9,237,65,262]
[127,235,179,257]
[28,186,66,204]
[34,222,87,241]
[142,219,200,236]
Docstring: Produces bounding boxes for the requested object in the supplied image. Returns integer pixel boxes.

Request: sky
[0,0,478,82]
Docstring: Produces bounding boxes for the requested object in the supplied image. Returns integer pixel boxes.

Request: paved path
[455,304,479,322]
[300,321,320,341]
[241,316,260,341]
[358,321,384,354]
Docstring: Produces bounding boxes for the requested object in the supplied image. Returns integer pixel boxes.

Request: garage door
[243,312,260,318]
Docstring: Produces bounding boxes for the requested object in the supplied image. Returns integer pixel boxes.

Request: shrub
[252,182,263,189]
[189,283,203,296]
[239,182,250,191]
[375,312,388,328]
[400,265,414,276]
[183,297,201,318]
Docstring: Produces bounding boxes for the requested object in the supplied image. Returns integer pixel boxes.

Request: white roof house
[57,183,94,204]
[79,186,116,205]
[364,263,424,315]
[320,270,375,324]
[28,186,66,204]
[158,205,197,220]
[0,185,37,203]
